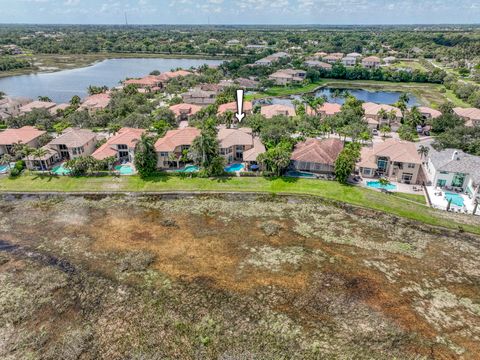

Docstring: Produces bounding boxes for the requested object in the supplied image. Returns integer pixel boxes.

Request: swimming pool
[0,164,10,173]
[115,164,135,175]
[176,165,199,173]
[224,163,245,172]
[366,181,397,191]
[445,192,465,207]
[52,163,71,175]
[285,170,317,178]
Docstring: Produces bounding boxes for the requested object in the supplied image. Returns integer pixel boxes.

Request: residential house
[453,107,480,127]
[303,60,332,70]
[383,56,397,65]
[233,78,260,90]
[261,104,296,118]
[123,75,162,90]
[290,138,344,174]
[317,103,342,116]
[362,102,403,130]
[49,103,70,116]
[19,100,57,115]
[313,51,328,59]
[357,138,422,184]
[417,106,442,120]
[362,56,381,69]
[347,52,362,60]
[0,96,31,120]
[217,127,264,164]
[341,56,357,67]
[268,69,306,85]
[92,128,145,163]
[0,126,46,156]
[79,93,111,113]
[181,88,217,105]
[323,54,342,64]
[48,128,97,161]
[155,127,200,168]
[424,148,480,201]
[254,52,289,66]
[24,146,60,170]
[243,136,266,169]
[169,103,203,122]
[217,101,253,116]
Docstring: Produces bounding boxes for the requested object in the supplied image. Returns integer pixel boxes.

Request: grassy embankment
[1,173,478,235]
[247,79,469,108]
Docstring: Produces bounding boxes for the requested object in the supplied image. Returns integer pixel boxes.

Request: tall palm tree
[388,110,398,125]
[417,145,429,160]
[0,154,14,165]
[19,145,36,167]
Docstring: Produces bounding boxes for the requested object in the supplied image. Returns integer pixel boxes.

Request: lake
[260,87,420,107]
[0,58,224,103]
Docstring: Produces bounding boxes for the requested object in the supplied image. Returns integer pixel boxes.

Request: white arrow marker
[235,89,245,123]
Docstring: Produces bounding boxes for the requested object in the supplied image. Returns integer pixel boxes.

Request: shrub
[117,251,156,272]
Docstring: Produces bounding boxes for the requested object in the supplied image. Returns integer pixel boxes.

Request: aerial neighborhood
[0,40,479,216]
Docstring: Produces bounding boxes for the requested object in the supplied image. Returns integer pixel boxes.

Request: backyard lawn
[1,173,478,235]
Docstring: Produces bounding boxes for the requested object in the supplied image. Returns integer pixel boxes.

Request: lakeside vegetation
[1,173,478,234]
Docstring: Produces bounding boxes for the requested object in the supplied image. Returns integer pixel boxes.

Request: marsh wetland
[0,194,479,359]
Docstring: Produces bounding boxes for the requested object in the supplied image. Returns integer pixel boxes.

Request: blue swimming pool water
[52,163,71,175]
[225,163,245,172]
[176,165,199,173]
[0,164,9,173]
[285,170,317,178]
[366,181,397,191]
[445,192,465,207]
[115,165,134,175]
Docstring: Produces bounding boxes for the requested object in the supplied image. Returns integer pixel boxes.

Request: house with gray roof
[425,148,480,202]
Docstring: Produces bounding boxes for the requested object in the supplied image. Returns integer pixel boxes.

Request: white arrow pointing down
[235,89,245,122]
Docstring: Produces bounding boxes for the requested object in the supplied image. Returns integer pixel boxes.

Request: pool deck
[426,186,479,215]
[361,180,423,195]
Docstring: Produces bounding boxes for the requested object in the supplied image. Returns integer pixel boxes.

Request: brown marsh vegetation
[0,194,479,359]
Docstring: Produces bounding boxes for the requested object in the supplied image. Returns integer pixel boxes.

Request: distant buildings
[362,56,381,69]
[254,52,290,66]
[79,93,111,113]
[19,101,56,115]
[268,69,306,85]
[303,60,332,70]
[169,103,203,122]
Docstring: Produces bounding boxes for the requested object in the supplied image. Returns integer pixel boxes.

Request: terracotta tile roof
[357,138,421,168]
[291,138,344,165]
[0,126,46,145]
[49,103,70,115]
[154,127,200,152]
[453,107,480,126]
[319,103,342,116]
[217,128,253,148]
[362,56,381,63]
[49,128,96,148]
[92,128,145,160]
[261,104,296,118]
[417,106,442,119]
[169,103,203,117]
[79,93,111,111]
[243,137,266,162]
[362,102,402,118]
[20,101,56,113]
[217,101,253,115]
[304,60,332,69]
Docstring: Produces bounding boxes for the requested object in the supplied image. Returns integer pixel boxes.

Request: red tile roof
[261,104,296,118]
[92,128,145,160]
[0,126,46,145]
[79,93,111,111]
[154,127,200,152]
[217,101,253,115]
[291,138,344,165]
[169,103,203,117]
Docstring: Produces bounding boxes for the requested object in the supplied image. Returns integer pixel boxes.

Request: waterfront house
[217,127,264,164]
[49,103,70,116]
[417,106,442,120]
[341,56,357,67]
[357,138,422,184]
[453,107,480,127]
[155,127,200,168]
[79,93,111,113]
[19,100,57,115]
[0,96,31,119]
[268,69,306,86]
[0,126,46,156]
[92,128,144,163]
[124,75,162,90]
[424,149,480,202]
[323,54,342,64]
[261,104,297,118]
[362,56,381,69]
[317,103,342,116]
[303,60,332,70]
[290,138,344,174]
[169,103,203,122]
[362,102,403,130]
[24,145,60,170]
[313,51,328,59]
[347,52,362,59]
[48,128,97,161]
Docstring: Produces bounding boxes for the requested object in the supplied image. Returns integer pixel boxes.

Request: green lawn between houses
[1,173,478,235]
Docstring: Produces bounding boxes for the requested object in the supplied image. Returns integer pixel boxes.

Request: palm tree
[417,145,429,160]
[70,95,81,107]
[379,125,391,138]
[388,110,398,125]
[38,96,52,102]
[399,93,410,104]
[0,154,13,165]
[378,108,388,121]
[19,145,36,168]
[32,148,49,171]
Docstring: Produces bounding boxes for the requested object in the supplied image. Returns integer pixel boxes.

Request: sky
[0,0,478,25]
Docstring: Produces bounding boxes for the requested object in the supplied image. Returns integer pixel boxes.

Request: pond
[259,87,420,107]
[0,57,224,103]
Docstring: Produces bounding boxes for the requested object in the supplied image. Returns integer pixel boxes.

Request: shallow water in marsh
[0,194,479,359]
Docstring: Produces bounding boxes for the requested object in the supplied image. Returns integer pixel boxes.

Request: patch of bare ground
[0,194,479,358]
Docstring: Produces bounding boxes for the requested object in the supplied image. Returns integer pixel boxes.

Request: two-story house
[261,104,296,118]
[92,128,145,163]
[155,127,201,168]
[453,107,480,127]
[48,128,97,161]
[217,128,263,164]
[0,126,46,156]
[362,56,381,69]
[357,138,422,184]
[169,103,203,123]
[268,69,306,86]
[362,102,403,131]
